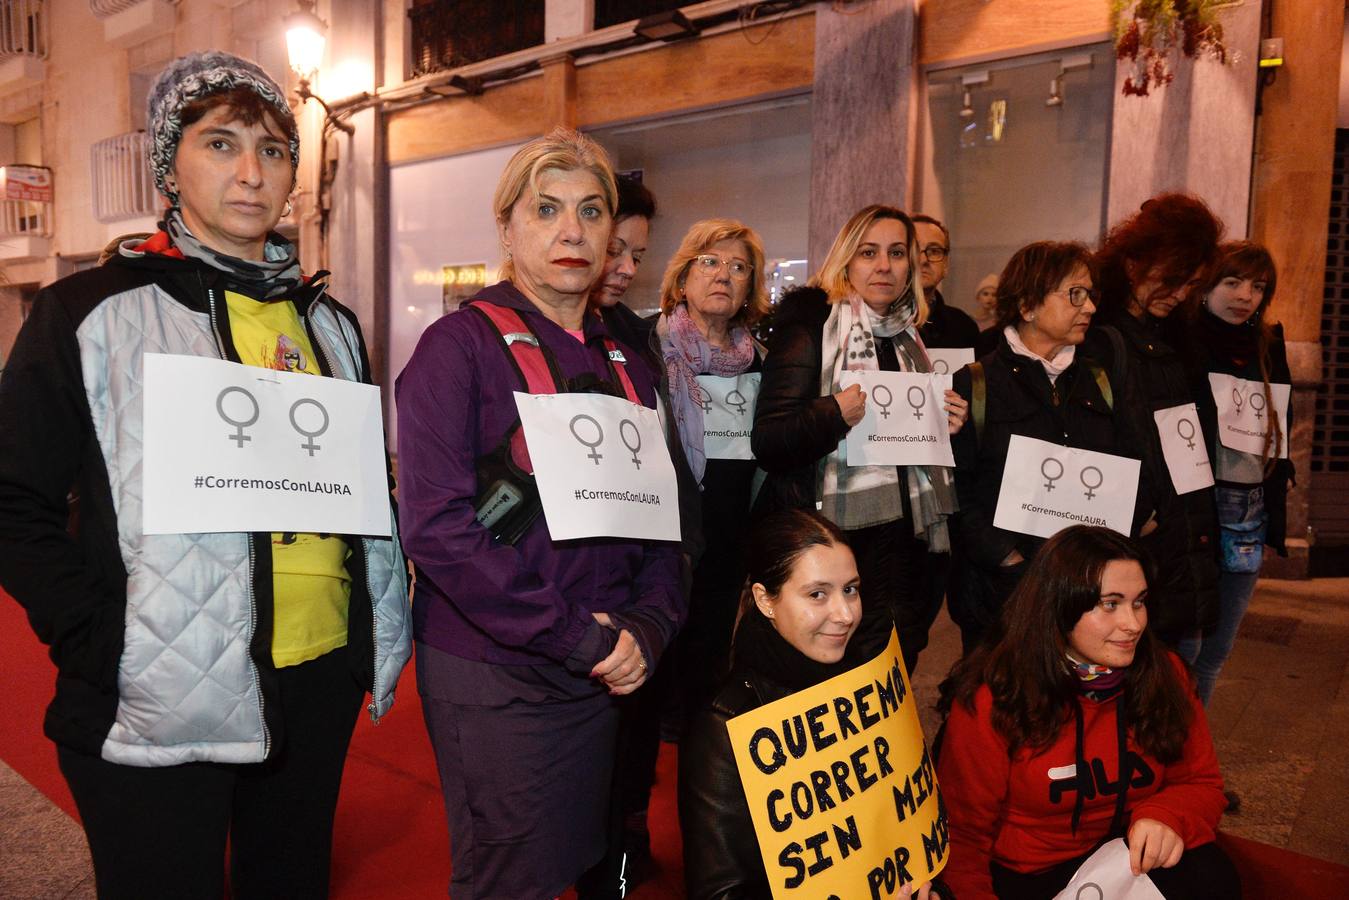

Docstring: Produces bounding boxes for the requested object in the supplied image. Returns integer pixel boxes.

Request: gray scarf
[819,291,958,550]
[164,208,303,299]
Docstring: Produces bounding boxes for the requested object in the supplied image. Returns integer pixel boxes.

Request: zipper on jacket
[303,292,384,724]
[206,280,272,759]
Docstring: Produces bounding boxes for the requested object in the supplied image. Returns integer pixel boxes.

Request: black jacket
[1182,320,1294,554]
[679,667,789,900]
[919,288,980,350]
[750,287,850,517]
[949,333,1133,638]
[1087,314,1219,636]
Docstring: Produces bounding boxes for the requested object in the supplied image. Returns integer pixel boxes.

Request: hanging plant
[1112,0,1230,97]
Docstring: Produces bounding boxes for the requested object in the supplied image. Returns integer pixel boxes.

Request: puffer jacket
[949,332,1135,641]
[1088,314,1219,637]
[0,245,411,767]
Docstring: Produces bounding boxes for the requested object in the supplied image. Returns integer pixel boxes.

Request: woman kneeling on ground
[937,525,1239,899]
[680,509,937,899]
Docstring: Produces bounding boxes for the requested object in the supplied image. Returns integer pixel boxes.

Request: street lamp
[284,0,353,135]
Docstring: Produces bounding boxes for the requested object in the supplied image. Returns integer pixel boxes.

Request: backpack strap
[1085,360,1114,411]
[969,361,986,441]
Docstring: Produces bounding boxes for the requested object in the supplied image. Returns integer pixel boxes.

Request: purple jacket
[396,282,684,670]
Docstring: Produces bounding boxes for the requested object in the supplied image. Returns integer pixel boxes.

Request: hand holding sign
[726,633,948,900]
[843,372,955,468]
[1050,839,1164,900]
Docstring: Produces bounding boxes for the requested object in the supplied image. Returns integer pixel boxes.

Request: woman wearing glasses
[655,219,770,713]
[948,242,1130,651]
[1091,194,1224,654]
[752,205,967,669]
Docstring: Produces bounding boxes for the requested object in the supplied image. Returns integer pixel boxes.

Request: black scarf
[731,604,863,694]
[1195,306,1260,368]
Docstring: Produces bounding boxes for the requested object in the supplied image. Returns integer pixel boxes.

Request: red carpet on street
[1,589,1342,899]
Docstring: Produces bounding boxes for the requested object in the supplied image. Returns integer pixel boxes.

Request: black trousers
[991,841,1241,899]
[847,518,928,672]
[58,645,365,900]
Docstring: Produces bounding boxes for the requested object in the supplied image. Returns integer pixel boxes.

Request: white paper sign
[1208,373,1290,458]
[842,371,955,467]
[696,372,760,461]
[515,391,679,542]
[142,354,392,536]
[1052,838,1164,900]
[1153,403,1215,495]
[993,435,1140,538]
[926,347,976,376]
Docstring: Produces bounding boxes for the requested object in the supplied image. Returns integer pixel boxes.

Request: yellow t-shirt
[224,290,351,667]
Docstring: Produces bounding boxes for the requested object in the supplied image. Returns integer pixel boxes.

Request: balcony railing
[408,0,545,77]
[0,0,46,58]
[91,131,161,223]
[0,164,52,237]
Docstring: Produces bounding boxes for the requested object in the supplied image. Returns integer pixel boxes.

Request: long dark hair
[939,526,1193,762]
[737,510,849,621]
[1097,193,1223,317]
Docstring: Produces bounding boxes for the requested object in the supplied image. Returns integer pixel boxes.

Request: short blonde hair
[493,127,618,281]
[812,205,927,327]
[658,218,770,328]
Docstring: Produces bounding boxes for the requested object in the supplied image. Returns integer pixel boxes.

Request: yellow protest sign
[726,631,949,899]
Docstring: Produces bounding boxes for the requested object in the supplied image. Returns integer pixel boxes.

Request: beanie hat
[147,51,298,204]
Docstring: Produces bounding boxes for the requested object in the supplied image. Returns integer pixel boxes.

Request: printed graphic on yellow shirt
[224,290,351,667]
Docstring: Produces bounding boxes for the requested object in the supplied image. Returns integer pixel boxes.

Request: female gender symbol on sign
[1076,886,1104,900]
[217,387,260,448]
[619,418,642,469]
[289,398,330,456]
[725,389,747,416]
[1041,458,1065,491]
[1080,465,1104,500]
[569,414,604,464]
[872,384,893,419]
[1232,387,1245,416]
[1249,391,1266,420]
[906,385,927,420]
[931,359,950,375]
[1177,417,1198,450]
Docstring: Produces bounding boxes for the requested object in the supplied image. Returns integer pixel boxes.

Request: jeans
[1191,485,1267,704]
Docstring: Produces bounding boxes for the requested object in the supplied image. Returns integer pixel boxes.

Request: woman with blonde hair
[752,205,967,669]
[656,218,769,710]
[397,127,683,898]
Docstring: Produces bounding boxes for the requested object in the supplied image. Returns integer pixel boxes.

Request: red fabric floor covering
[4,591,1346,898]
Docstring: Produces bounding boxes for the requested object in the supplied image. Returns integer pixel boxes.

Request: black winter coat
[750,287,848,516]
[1088,312,1220,636]
[679,666,792,900]
[919,288,980,350]
[949,333,1134,639]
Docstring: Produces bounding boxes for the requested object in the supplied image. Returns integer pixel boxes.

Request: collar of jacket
[107,243,328,315]
[1104,307,1177,359]
[470,279,620,345]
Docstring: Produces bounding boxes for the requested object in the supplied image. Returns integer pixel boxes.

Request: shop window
[917,44,1114,321]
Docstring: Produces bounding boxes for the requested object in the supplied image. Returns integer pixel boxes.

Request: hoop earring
[283,200,293,218]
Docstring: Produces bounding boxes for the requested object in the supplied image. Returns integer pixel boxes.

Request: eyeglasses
[1053,286,1100,307]
[693,254,753,280]
[920,245,949,262]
